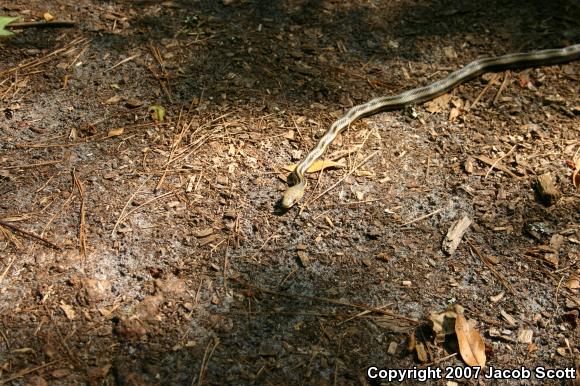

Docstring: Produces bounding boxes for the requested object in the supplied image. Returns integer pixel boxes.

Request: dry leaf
[455,313,486,367]
[98,307,112,318]
[425,93,451,113]
[448,107,460,122]
[43,12,54,22]
[428,308,458,342]
[284,159,345,173]
[107,128,124,137]
[415,342,428,362]
[60,302,76,320]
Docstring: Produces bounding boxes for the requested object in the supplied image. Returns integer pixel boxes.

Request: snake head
[281,183,305,208]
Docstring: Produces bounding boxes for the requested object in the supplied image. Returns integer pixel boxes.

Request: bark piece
[442,215,472,256]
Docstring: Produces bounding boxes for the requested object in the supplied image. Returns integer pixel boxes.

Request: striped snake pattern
[281,44,580,208]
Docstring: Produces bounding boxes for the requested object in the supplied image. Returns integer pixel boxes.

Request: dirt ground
[1,0,579,385]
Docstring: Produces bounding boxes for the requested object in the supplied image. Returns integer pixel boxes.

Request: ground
[0,0,579,385]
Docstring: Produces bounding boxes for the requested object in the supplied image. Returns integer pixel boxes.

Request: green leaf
[148,105,165,122]
[0,16,20,36]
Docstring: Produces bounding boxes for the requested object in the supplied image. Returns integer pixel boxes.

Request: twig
[111,176,151,236]
[231,277,419,324]
[1,159,62,169]
[250,228,281,261]
[322,197,388,209]
[155,110,190,192]
[493,71,511,105]
[279,268,298,287]
[106,53,141,72]
[0,361,59,385]
[72,170,87,259]
[474,155,518,178]
[0,37,89,77]
[7,21,76,29]
[222,237,230,293]
[148,42,173,102]
[0,255,17,286]
[468,73,500,111]
[196,337,219,386]
[419,353,458,368]
[0,225,23,249]
[304,151,378,208]
[467,239,516,295]
[484,144,518,179]
[0,220,61,250]
[161,112,233,168]
[337,304,392,326]
[121,191,174,219]
[400,206,446,227]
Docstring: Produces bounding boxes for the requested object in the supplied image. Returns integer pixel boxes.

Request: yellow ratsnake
[281,44,580,208]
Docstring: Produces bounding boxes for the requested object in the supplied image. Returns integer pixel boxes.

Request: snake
[281,44,580,208]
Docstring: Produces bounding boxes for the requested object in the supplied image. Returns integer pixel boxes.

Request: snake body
[281,44,580,208]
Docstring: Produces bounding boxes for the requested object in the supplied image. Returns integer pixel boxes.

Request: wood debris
[442,215,472,256]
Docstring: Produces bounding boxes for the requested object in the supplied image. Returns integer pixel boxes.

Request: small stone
[556,347,567,356]
[125,98,143,108]
[115,317,148,339]
[26,376,48,386]
[376,252,390,261]
[51,369,70,379]
[549,234,564,251]
[535,172,560,206]
[464,158,474,174]
[443,46,458,59]
[258,342,280,357]
[297,251,309,267]
[216,175,228,185]
[543,253,558,268]
[490,292,504,303]
[291,149,302,161]
[223,210,237,219]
